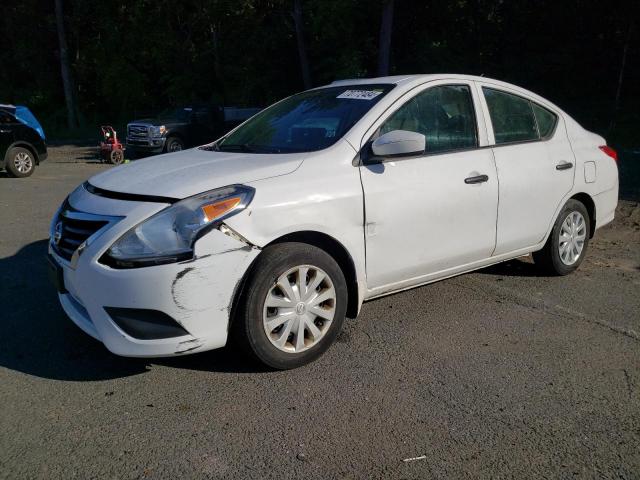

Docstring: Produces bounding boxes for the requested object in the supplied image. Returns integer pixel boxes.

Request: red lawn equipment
[99,125,125,165]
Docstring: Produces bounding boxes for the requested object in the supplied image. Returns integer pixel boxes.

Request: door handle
[555,162,573,171]
[464,174,489,184]
[0,129,10,133]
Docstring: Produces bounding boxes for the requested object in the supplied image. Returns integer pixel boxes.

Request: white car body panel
[49,74,619,358]
[360,148,499,292]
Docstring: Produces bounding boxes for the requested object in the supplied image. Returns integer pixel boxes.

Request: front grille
[128,125,149,138]
[52,206,108,261]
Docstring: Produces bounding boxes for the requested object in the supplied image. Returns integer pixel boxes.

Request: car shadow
[54,146,104,164]
[0,239,266,381]
[478,257,548,278]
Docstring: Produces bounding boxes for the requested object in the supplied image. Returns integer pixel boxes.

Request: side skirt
[363,245,542,302]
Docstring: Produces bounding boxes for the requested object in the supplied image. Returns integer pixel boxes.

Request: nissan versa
[48,74,619,369]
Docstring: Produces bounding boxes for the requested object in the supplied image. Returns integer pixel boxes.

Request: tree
[54,0,79,129]
[293,0,312,89]
[376,0,394,76]
[609,21,634,132]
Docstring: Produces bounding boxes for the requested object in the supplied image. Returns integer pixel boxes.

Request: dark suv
[126,105,261,157]
[0,105,47,177]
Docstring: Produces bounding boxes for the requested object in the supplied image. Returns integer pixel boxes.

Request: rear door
[360,81,499,290]
[478,85,575,255]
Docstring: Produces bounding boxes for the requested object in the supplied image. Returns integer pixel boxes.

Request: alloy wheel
[14,152,33,173]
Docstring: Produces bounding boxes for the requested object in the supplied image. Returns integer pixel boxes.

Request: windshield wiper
[217,143,256,153]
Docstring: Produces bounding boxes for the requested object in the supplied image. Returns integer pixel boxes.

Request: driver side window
[378,85,478,154]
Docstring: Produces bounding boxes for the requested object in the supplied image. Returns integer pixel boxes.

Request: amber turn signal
[201,197,241,222]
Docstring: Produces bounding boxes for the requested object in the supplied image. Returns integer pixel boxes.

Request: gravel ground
[0,146,639,479]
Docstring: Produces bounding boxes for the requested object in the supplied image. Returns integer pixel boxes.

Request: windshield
[214,84,394,154]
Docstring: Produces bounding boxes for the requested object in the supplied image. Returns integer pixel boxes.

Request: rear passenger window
[378,85,478,154]
[531,103,557,138]
[483,88,538,144]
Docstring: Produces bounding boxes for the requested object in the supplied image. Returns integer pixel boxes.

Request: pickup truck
[126,105,261,156]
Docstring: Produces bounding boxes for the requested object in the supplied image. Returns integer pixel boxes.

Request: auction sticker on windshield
[336,90,383,100]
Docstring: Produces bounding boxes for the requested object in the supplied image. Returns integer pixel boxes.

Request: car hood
[89,148,305,199]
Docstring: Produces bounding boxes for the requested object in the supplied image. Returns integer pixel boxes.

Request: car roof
[0,103,16,113]
[331,73,487,85]
[328,73,566,115]
[329,73,512,87]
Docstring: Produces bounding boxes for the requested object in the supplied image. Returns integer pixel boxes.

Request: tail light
[599,145,618,163]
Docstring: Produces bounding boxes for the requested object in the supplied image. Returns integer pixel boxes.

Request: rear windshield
[212,84,394,154]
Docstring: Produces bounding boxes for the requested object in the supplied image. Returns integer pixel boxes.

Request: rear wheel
[5,147,35,177]
[233,242,348,369]
[533,199,590,275]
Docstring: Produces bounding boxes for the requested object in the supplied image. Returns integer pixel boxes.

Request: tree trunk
[54,0,79,129]
[293,0,312,89]
[210,23,224,102]
[609,21,633,132]
[377,0,394,77]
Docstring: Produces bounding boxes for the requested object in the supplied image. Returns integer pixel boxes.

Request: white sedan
[48,74,619,369]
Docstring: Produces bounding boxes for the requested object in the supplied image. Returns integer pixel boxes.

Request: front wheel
[233,242,348,369]
[164,137,184,153]
[533,199,590,275]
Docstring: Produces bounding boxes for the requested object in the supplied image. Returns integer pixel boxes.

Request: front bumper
[49,185,259,357]
[126,137,166,152]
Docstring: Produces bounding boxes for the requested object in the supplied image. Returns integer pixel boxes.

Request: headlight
[103,185,254,268]
[150,125,166,137]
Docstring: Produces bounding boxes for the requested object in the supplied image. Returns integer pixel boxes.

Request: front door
[360,83,499,291]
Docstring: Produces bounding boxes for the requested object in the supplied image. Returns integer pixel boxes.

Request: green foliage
[0,0,637,145]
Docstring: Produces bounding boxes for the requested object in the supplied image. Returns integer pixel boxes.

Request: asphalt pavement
[1,146,638,479]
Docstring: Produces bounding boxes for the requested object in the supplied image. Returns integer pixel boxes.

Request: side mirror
[371,130,425,158]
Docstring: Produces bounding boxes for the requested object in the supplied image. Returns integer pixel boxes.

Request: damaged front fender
[170,228,261,315]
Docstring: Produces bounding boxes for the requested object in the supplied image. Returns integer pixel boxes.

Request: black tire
[232,242,348,370]
[109,149,124,165]
[5,147,35,178]
[164,136,184,153]
[533,199,590,275]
